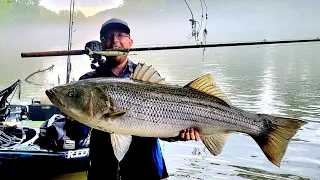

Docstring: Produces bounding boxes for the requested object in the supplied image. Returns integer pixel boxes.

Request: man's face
[101,28,133,65]
[102,28,133,49]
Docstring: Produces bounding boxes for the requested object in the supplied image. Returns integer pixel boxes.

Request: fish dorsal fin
[184,74,232,106]
[110,133,132,162]
[130,62,166,84]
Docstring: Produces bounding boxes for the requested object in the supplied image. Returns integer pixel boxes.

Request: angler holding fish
[55,18,199,180]
[46,18,307,180]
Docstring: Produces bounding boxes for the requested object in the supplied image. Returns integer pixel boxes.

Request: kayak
[0,103,90,180]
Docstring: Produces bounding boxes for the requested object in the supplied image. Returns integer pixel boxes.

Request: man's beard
[104,44,127,66]
[106,56,125,66]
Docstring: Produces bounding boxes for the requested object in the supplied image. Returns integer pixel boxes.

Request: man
[67,18,200,180]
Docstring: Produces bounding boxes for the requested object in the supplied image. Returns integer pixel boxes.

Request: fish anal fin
[131,62,166,84]
[201,133,229,156]
[185,74,231,106]
[110,134,132,162]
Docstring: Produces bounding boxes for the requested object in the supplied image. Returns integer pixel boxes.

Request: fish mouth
[45,89,65,108]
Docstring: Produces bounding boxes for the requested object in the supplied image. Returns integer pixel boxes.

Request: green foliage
[0,0,86,25]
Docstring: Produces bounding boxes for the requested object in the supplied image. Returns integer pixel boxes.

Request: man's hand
[179,128,200,141]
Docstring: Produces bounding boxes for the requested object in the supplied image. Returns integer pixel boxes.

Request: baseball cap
[100,18,130,39]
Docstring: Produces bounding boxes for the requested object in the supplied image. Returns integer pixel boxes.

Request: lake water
[1,41,319,180]
[155,44,320,180]
[1,1,320,179]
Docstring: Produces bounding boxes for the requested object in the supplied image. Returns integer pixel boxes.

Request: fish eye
[67,90,75,98]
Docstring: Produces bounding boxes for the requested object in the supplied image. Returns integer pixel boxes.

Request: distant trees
[0,0,86,25]
[57,10,86,20]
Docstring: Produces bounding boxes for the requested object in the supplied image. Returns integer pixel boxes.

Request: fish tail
[251,114,307,167]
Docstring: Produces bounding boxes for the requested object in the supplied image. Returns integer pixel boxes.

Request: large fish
[45,63,307,167]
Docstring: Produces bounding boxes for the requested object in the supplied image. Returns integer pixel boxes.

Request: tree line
[0,0,86,25]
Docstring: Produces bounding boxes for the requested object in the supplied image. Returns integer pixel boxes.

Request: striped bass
[45,63,307,167]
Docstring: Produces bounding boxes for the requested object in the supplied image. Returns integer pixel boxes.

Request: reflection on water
[231,165,310,180]
[257,46,278,115]
[163,130,319,180]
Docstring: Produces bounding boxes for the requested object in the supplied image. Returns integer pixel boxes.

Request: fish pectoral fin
[110,134,132,162]
[201,133,229,156]
[106,110,130,118]
[184,74,231,106]
[130,62,167,84]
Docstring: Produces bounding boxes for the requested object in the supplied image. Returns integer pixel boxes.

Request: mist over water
[1,0,320,179]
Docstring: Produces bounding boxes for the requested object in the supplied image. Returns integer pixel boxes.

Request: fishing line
[184,0,200,42]
[182,0,208,60]
[66,0,76,84]
[199,0,204,35]
[202,0,208,55]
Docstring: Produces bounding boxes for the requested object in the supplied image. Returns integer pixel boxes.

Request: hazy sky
[39,0,124,17]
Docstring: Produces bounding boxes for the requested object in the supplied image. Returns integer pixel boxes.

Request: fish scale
[103,80,265,136]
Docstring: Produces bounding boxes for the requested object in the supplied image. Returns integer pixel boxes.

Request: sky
[39,0,124,17]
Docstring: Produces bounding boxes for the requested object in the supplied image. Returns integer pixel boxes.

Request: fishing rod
[66,0,75,84]
[21,37,320,58]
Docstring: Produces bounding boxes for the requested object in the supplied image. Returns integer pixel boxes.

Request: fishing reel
[85,40,106,70]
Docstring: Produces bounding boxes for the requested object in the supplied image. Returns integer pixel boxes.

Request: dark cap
[100,18,130,39]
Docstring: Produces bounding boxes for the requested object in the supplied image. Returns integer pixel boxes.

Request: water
[1,42,319,180]
[1,1,320,179]
[153,45,320,180]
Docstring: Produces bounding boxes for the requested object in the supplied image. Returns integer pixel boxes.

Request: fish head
[45,82,112,125]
